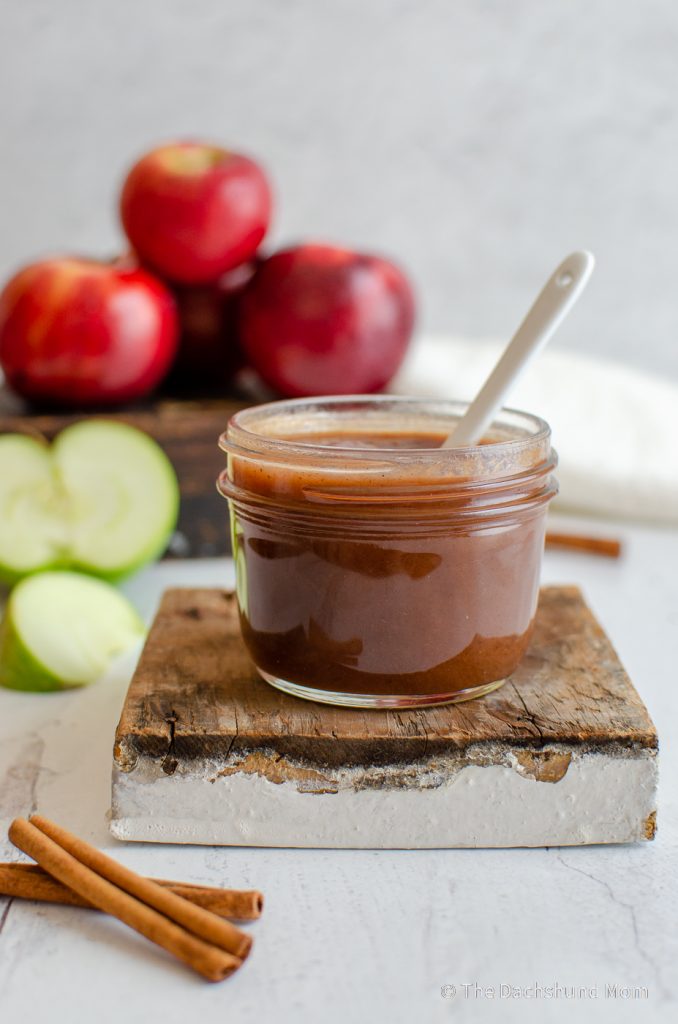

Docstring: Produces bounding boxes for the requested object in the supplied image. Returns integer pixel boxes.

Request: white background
[1,0,678,377]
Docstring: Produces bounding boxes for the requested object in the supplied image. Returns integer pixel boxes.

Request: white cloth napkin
[391,335,678,524]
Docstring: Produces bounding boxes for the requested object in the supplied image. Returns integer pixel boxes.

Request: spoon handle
[443,251,595,448]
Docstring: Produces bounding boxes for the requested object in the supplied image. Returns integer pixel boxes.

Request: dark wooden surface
[0,396,246,558]
[114,585,658,770]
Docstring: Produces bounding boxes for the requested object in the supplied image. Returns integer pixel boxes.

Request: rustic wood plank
[0,396,246,558]
[114,585,658,772]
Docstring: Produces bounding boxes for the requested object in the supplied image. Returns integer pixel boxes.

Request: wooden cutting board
[110,585,658,848]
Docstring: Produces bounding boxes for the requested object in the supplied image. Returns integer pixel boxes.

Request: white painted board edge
[110,750,657,849]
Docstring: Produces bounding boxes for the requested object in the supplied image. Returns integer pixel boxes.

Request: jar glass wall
[218,396,558,708]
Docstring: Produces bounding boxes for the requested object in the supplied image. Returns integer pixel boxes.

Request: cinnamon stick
[27,815,252,960]
[545,532,622,558]
[0,863,263,920]
[8,818,243,982]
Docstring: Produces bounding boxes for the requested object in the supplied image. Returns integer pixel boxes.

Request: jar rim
[220,394,551,465]
[219,395,557,518]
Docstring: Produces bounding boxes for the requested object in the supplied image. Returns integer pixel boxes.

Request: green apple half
[0,420,179,583]
[0,571,145,691]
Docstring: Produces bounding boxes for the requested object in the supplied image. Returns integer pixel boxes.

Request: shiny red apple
[238,244,415,396]
[164,260,257,394]
[120,142,272,284]
[0,257,178,407]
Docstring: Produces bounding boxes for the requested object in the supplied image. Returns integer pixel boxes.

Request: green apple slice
[53,420,179,581]
[0,571,145,692]
[0,434,68,584]
[0,421,179,583]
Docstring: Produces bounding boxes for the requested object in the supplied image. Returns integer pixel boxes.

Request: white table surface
[1,516,677,1024]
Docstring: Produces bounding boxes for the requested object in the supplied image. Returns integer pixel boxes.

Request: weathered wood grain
[0,397,245,558]
[114,586,658,771]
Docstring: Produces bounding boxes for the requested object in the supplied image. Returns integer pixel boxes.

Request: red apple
[120,142,272,284]
[164,260,257,394]
[238,244,415,396]
[0,257,178,407]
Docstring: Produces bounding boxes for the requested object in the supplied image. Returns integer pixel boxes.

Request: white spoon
[442,251,595,448]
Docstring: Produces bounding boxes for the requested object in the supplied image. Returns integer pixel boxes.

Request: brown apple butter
[218,397,558,708]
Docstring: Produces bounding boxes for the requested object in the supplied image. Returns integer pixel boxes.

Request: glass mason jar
[218,396,558,709]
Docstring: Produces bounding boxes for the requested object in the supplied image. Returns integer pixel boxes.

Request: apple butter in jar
[218,396,558,708]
